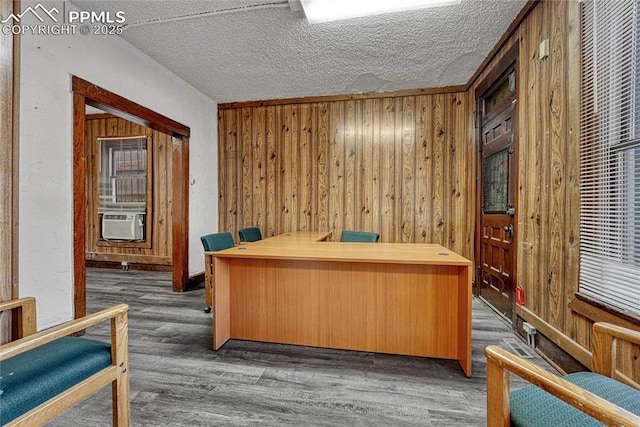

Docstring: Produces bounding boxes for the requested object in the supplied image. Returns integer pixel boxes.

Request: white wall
[19,1,218,329]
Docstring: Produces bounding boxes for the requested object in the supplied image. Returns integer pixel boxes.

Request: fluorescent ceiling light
[299,0,461,24]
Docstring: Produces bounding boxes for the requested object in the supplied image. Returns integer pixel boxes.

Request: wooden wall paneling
[290,105,300,233]
[215,110,225,232]
[370,99,382,236]
[547,0,568,330]
[415,96,432,244]
[393,98,404,243]
[535,2,551,323]
[153,130,162,252]
[354,101,363,232]
[217,109,227,232]
[298,104,312,231]
[309,103,319,231]
[149,131,157,254]
[462,93,473,258]
[265,106,277,237]
[523,6,541,314]
[401,96,416,243]
[450,94,467,256]
[515,20,532,312]
[563,0,582,341]
[241,107,253,231]
[85,120,97,252]
[466,90,476,260]
[360,99,374,233]
[230,109,241,236]
[380,98,395,242]
[218,90,469,246]
[280,105,292,233]
[343,101,356,232]
[445,94,456,250]
[443,94,455,250]
[329,101,345,238]
[253,107,266,234]
[220,109,236,234]
[475,0,640,378]
[315,103,329,233]
[431,95,445,246]
[274,106,283,235]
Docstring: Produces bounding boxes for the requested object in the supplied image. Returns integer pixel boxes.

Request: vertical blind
[580,0,640,317]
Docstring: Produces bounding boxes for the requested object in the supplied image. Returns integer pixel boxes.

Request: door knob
[503,224,514,243]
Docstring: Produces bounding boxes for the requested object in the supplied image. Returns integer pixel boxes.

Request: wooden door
[477,65,518,321]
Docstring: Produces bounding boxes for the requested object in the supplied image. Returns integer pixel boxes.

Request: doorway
[475,47,518,322]
[72,76,190,319]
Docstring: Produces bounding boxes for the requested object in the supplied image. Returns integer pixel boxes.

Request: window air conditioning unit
[102,212,144,241]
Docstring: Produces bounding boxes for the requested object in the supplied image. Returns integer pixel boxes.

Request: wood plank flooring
[47,268,556,426]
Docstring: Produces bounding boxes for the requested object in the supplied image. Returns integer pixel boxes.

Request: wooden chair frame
[485,322,640,426]
[0,297,130,426]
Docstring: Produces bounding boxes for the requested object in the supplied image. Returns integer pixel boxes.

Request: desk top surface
[210,232,471,266]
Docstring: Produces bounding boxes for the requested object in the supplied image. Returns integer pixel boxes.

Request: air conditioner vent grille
[102,212,144,241]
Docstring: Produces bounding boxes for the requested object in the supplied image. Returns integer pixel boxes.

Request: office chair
[200,232,235,313]
[238,226,262,243]
[339,230,380,243]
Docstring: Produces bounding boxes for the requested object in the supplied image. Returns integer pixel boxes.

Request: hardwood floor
[48,268,555,426]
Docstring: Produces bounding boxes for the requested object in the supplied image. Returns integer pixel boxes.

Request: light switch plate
[539,39,550,59]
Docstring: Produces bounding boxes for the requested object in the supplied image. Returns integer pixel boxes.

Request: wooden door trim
[465,1,538,91]
[474,45,519,309]
[1,0,20,341]
[72,77,191,319]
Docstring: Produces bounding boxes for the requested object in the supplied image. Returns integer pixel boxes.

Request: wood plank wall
[218,0,638,380]
[469,0,638,380]
[218,93,473,258]
[85,115,173,266]
[468,0,580,335]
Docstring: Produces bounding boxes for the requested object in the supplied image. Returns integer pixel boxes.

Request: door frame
[1,0,20,341]
[72,76,190,319]
[474,44,519,320]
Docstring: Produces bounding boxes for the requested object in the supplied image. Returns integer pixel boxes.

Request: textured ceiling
[71,0,527,103]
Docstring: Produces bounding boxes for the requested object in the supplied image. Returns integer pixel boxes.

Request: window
[98,136,151,241]
[483,148,509,213]
[580,0,640,318]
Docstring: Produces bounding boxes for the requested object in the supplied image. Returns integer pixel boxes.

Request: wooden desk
[208,233,473,376]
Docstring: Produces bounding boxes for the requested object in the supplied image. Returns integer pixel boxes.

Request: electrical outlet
[523,322,537,336]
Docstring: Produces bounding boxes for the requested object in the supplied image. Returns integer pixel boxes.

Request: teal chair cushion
[510,371,640,427]
[201,232,235,251]
[238,227,262,243]
[0,337,112,424]
[340,231,380,243]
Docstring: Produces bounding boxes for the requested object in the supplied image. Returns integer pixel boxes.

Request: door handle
[503,224,514,243]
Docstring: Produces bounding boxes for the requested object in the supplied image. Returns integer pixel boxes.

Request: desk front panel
[219,257,468,361]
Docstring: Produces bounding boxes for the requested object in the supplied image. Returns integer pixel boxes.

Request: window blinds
[580,0,640,318]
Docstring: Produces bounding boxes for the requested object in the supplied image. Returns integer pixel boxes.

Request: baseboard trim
[516,305,592,371]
